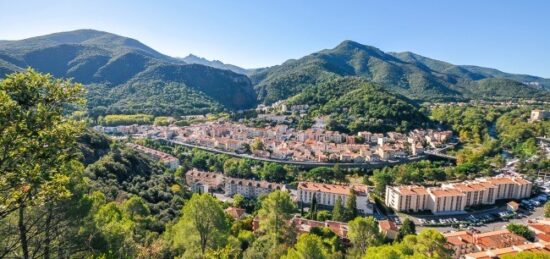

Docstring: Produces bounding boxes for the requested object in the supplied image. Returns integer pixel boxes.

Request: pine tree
[332,196,344,221]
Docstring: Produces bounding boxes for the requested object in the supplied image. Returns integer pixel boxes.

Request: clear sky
[1,0,549,77]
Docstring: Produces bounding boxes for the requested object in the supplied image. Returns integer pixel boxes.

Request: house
[225,207,247,220]
[224,177,286,198]
[507,201,520,212]
[378,220,399,240]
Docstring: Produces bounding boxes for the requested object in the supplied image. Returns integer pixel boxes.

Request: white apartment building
[298,182,372,214]
[385,176,532,215]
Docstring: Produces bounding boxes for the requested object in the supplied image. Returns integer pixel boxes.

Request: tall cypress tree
[345,189,358,221]
[332,196,343,221]
[311,194,318,220]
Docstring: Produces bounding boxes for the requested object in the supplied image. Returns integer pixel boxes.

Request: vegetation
[0,29,257,118]
[507,223,536,241]
[101,114,154,126]
[289,77,429,133]
[251,40,549,104]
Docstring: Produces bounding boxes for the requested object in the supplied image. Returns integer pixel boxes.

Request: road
[158,138,431,169]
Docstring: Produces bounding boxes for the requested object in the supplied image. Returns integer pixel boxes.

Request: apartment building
[385,175,532,215]
[224,177,286,198]
[185,169,225,193]
[126,143,180,169]
[298,182,372,214]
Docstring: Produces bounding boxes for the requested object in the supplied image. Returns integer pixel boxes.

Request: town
[94,121,455,164]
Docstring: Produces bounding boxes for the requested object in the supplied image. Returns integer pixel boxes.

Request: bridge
[424,150,457,161]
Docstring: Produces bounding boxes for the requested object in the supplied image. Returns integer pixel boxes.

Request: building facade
[298,182,372,214]
[224,177,286,198]
[385,175,532,214]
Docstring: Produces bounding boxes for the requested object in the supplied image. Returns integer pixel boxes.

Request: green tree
[545,201,550,218]
[283,234,329,259]
[370,170,394,194]
[344,190,358,221]
[257,190,297,242]
[409,228,451,258]
[260,163,287,182]
[347,216,380,256]
[0,69,85,258]
[502,251,550,259]
[398,218,416,240]
[169,193,230,256]
[332,197,344,221]
[251,138,265,151]
[507,223,535,241]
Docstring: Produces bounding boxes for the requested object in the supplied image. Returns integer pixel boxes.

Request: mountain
[0,29,257,116]
[181,54,248,75]
[251,40,549,104]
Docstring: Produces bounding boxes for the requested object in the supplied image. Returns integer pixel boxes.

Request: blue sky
[1,0,549,77]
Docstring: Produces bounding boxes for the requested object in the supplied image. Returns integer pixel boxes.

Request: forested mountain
[0,29,257,116]
[181,54,249,75]
[251,40,549,104]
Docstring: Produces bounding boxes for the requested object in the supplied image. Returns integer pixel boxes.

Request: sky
[1,0,549,77]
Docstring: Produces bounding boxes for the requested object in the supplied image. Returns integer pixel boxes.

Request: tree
[0,69,85,258]
[305,167,334,183]
[344,190,358,221]
[283,234,329,259]
[260,163,287,182]
[169,193,230,256]
[310,194,318,220]
[233,194,245,208]
[409,228,451,258]
[333,164,345,183]
[507,223,535,241]
[545,201,550,218]
[347,216,380,256]
[257,190,296,242]
[370,170,394,195]
[251,138,265,152]
[332,197,344,221]
[502,251,550,259]
[398,218,416,240]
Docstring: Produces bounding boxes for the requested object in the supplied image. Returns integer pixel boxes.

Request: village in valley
[92,107,550,259]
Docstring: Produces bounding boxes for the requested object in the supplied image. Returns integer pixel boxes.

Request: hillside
[0,30,257,116]
[251,40,549,104]
[288,77,429,132]
[181,54,248,75]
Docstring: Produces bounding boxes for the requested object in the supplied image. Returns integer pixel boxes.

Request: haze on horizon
[1,0,549,77]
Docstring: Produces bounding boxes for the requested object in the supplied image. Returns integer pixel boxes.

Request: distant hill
[181,54,248,75]
[0,29,257,116]
[251,40,549,104]
[288,77,429,133]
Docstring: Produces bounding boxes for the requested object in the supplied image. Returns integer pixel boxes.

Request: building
[385,175,532,215]
[445,229,531,258]
[225,207,247,220]
[224,177,286,198]
[298,182,372,214]
[385,185,429,212]
[464,242,550,259]
[185,169,225,193]
[252,214,349,240]
[126,143,180,169]
[378,219,399,240]
[528,218,550,243]
[530,109,550,122]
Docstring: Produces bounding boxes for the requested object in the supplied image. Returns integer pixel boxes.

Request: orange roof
[529,223,550,234]
[225,207,246,220]
[378,220,398,232]
[429,188,466,197]
[473,229,528,250]
[445,231,475,246]
[394,185,428,196]
[298,182,368,196]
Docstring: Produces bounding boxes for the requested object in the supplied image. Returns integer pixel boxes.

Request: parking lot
[392,192,549,233]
